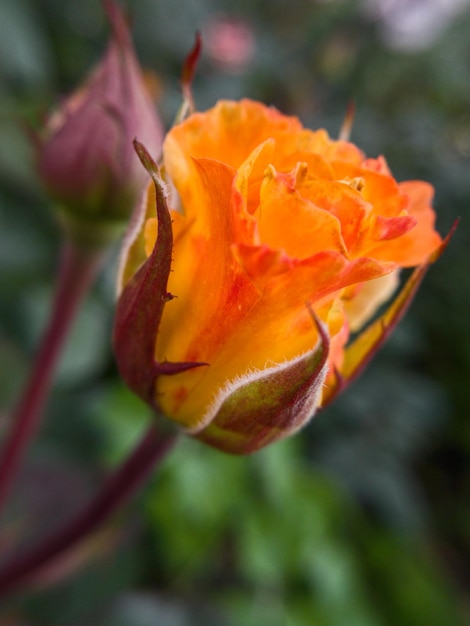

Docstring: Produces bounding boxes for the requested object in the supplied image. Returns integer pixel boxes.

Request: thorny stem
[0,241,104,515]
[0,424,176,595]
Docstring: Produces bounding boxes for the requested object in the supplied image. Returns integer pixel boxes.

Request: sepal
[175,33,202,123]
[192,311,329,454]
[113,141,206,406]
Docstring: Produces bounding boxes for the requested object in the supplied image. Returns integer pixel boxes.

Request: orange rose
[114,100,444,454]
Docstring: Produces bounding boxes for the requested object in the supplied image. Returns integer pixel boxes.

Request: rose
[114,99,443,454]
[36,0,163,247]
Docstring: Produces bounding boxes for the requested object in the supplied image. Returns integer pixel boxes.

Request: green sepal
[194,312,329,455]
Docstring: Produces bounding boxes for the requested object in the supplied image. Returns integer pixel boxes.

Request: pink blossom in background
[204,17,255,73]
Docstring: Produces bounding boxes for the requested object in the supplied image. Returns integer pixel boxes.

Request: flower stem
[0,241,104,515]
[0,423,176,596]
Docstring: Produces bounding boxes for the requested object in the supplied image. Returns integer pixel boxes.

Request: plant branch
[0,423,176,595]
[0,241,104,515]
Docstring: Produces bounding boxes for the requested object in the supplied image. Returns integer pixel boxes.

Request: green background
[0,0,469,624]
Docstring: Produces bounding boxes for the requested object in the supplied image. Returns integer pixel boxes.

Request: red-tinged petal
[113,142,205,405]
[362,155,392,176]
[372,214,417,241]
[193,315,330,454]
[156,157,260,372]
[364,180,442,265]
[365,212,442,266]
[232,244,293,286]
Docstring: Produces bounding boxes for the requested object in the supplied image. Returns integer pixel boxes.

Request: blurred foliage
[0,0,469,624]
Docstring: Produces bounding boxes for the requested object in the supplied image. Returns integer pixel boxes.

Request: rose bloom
[116,99,442,454]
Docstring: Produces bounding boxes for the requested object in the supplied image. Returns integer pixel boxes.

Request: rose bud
[114,100,447,455]
[36,0,163,247]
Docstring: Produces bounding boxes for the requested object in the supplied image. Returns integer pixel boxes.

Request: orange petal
[156,157,259,374]
[257,166,347,258]
[293,178,370,253]
[157,248,394,428]
[295,128,364,165]
[163,100,303,213]
[367,180,442,265]
[235,138,275,215]
[332,161,406,218]
[365,209,442,268]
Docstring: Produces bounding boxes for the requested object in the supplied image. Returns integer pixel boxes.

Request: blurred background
[0,0,469,624]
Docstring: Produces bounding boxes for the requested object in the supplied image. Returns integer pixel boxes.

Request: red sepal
[181,32,202,111]
[113,141,206,407]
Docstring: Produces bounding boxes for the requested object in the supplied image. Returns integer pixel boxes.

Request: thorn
[154,360,208,376]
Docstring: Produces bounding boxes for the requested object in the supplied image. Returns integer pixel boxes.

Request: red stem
[0,242,104,515]
[0,424,176,595]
